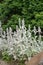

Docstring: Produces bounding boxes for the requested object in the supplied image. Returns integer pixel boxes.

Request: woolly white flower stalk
[0,19,43,60]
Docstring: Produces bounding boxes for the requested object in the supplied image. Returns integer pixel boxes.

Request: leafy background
[0,0,43,31]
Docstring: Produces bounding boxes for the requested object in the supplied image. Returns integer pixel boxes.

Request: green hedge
[0,0,43,30]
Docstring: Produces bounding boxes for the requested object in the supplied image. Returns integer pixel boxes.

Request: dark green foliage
[0,0,43,30]
[2,51,13,61]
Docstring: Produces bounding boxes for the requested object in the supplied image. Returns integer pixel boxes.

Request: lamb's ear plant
[0,19,43,62]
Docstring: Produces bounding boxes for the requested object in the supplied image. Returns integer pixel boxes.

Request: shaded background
[0,0,43,32]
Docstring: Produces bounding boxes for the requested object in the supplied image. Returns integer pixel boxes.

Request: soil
[0,60,19,65]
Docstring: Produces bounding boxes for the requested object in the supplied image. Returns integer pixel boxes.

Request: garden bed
[0,60,18,65]
[0,59,25,65]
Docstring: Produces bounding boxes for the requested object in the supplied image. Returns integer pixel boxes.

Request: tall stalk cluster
[0,19,43,60]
